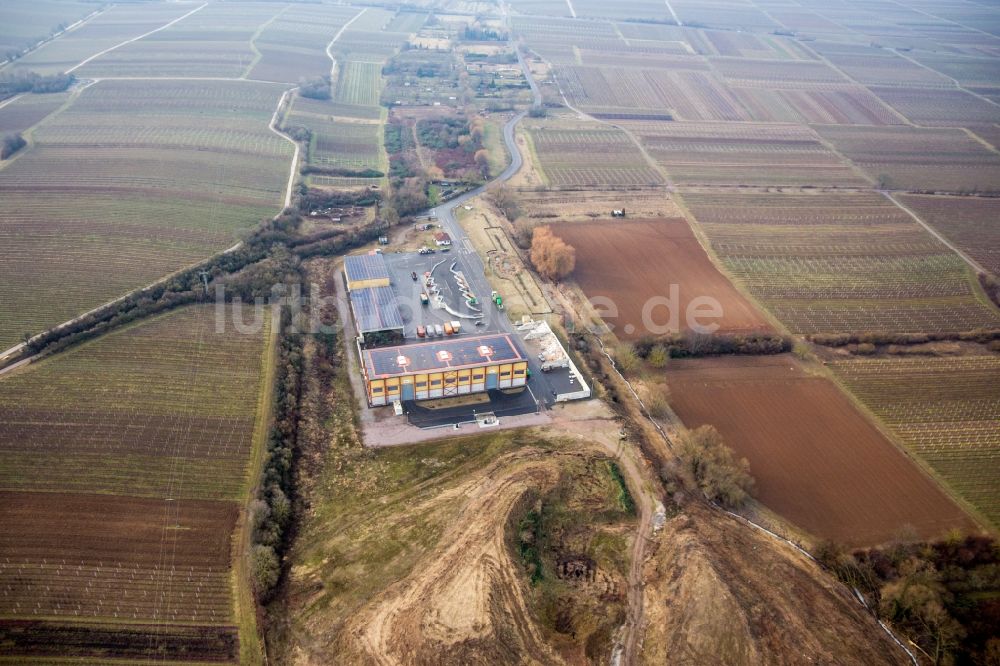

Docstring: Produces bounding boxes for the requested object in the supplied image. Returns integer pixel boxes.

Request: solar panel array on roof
[344,253,390,285]
[364,334,524,378]
[350,287,405,334]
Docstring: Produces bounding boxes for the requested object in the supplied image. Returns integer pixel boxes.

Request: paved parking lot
[382,250,504,340]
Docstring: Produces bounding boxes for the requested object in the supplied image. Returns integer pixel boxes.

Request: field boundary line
[822,361,994,533]
[0,5,109,71]
[663,0,681,25]
[0,242,245,372]
[883,191,986,274]
[234,305,279,666]
[326,8,368,83]
[883,0,1000,44]
[66,2,209,74]
[243,4,293,79]
[269,87,300,210]
[0,93,26,110]
[887,48,1000,111]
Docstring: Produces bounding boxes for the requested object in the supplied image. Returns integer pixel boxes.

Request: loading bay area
[343,250,590,428]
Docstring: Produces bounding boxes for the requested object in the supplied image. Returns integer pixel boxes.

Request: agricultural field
[681,190,1000,334]
[507,0,572,17]
[551,218,772,338]
[525,122,664,188]
[621,120,868,187]
[0,305,273,662]
[288,95,384,174]
[817,48,955,87]
[6,3,194,74]
[701,30,816,60]
[766,9,847,34]
[0,0,95,56]
[0,89,69,134]
[0,79,292,348]
[815,125,1000,194]
[709,57,848,85]
[907,53,1000,89]
[831,354,1000,528]
[74,3,281,79]
[730,84,904,125]
[384,10,428,33]
[665,355,978,546]
[335,60,386,107]
[869,86,1000,128]
[555,65,750,121]
[571,0,670,22]
[898,195,1000,275]
[671,1,781,32]
[247,4,359,84]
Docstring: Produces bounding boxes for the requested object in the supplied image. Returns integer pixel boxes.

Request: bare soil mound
[336,449,563,665]
[641,503,910,665]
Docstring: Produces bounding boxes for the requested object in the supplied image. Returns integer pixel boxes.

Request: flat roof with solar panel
[350,286,405,334]
[344,253,390,290]
[363,334,524,378]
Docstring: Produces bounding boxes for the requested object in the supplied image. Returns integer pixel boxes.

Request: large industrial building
[343,251,538,408]
[344,254,405,346]
[343,253,390,291]
[361,333,528,405]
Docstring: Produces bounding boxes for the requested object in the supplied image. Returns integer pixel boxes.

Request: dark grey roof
[344,253,389,284]
[363,334,525,378]
[350,286,404,334]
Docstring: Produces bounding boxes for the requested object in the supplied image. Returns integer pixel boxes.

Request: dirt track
[641,502,912,665]
[335,448,565,665]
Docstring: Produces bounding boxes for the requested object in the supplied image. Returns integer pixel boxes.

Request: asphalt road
[423,48,555,406]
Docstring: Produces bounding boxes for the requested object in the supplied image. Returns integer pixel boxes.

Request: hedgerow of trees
[250,302,304,600]
[0,71,75,97]
[810,328,1000,347]
[633,331,792,359]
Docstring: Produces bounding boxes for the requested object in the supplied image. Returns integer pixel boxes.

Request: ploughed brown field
[551,218,771,339]
[664,355,977,546]
[0,491,239,662]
